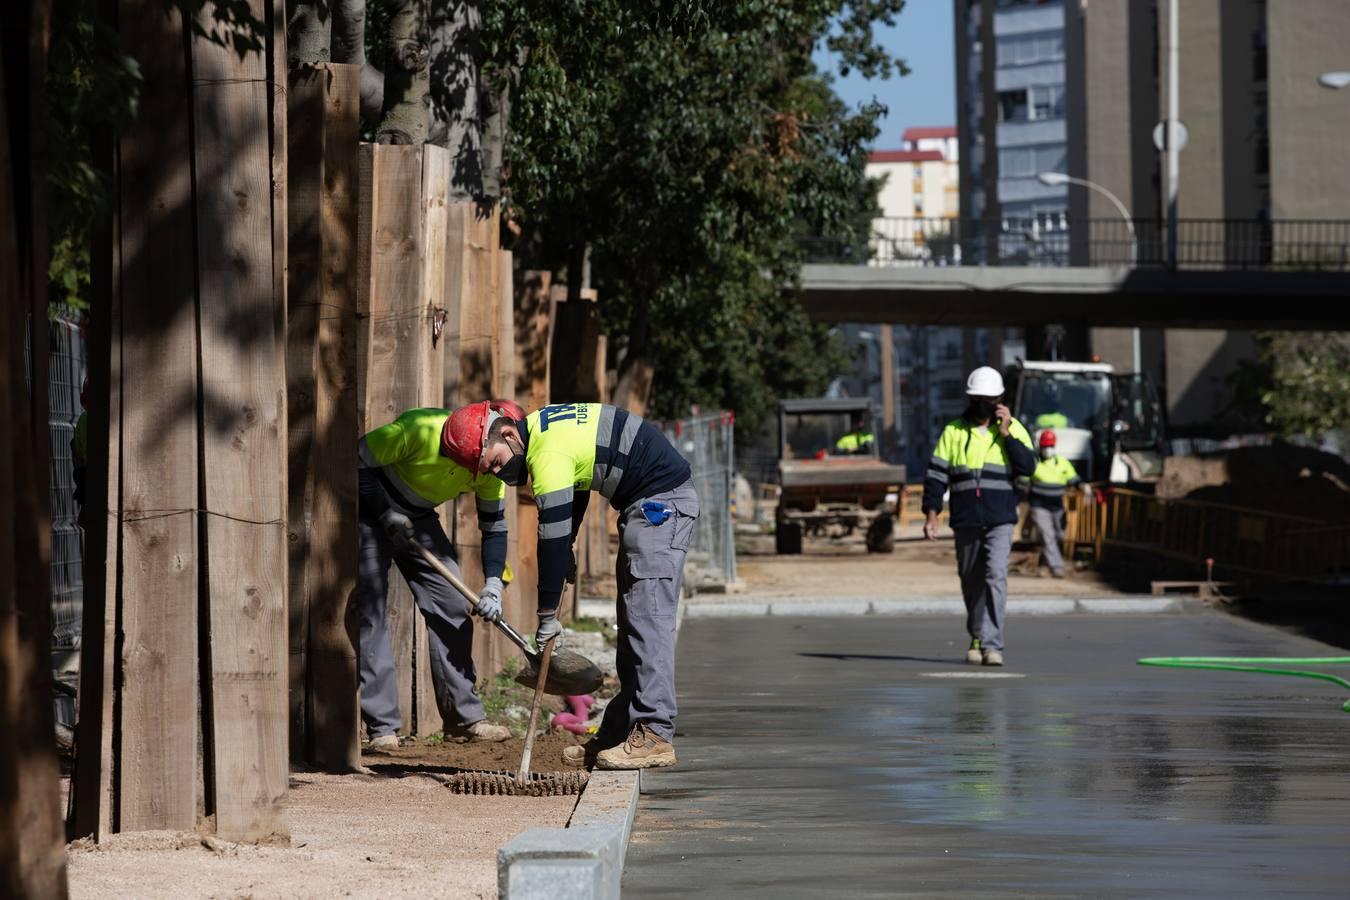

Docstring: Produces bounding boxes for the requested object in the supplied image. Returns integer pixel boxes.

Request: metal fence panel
[661,411,736,589]
[47,312,86,649]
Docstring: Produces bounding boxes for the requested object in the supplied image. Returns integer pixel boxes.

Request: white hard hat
[965,366,1005,397]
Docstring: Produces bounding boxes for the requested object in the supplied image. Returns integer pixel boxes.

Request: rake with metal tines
[443,635,589,796]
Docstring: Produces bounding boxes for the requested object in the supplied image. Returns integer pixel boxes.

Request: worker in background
[1035,411,1069,430]
[356,402,523,751]
[835,413,875,455]
[1019,430,1083,579]
[922,366,1036,667]
[455,401,699,770]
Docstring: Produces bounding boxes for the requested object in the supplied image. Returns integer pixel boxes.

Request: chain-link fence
[661,411,736,589]
[48,312,86,650]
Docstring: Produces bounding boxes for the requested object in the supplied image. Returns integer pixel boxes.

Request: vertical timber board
[494,252,523,634]
[364,145,426,734]
[448,204,498,673]
[511,270,551,637]
[284,66,324,765]
[190,4,289,841]
[413,146,449,736]
[268,0,289,764]
[305,63,362,771]
[114,0,200,834]
[71,105,123,840]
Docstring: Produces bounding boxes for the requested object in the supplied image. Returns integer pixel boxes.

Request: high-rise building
[953,0,1350,435]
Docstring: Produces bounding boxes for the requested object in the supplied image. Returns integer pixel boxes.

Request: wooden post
[512,270,551,637]
[191,0,290,841]
[494,251,524,639]
[287,64,363,770]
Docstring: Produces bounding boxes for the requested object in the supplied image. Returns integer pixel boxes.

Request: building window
[997,31,1065,66]
[998,84,1065,122]
[997,144,1066,178]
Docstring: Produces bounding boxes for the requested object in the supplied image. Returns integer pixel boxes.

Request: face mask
[1041,447,1055,459]
[972,399,997,420]
[495,437,528,486]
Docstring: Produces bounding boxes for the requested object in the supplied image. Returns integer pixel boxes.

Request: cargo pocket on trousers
[627,512,677,580]
[668,496,698,554]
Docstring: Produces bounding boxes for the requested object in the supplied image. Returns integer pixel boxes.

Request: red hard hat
[1039,430,1057,448]
[442,399,526,470]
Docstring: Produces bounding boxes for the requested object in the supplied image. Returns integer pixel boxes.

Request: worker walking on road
[922,366,1036,666]
[1020,430,1083,579]
[357,402,522,751]
[451,401,699,770]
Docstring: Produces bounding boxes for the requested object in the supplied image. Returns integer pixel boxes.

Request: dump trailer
[1007,360,1165,483]
[775,398,906,555]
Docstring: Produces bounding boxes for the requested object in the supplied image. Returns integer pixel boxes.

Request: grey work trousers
[954,523,1014,651]
[597,478,700,744]
[357,511,485,738]
[1029,505,1065,574]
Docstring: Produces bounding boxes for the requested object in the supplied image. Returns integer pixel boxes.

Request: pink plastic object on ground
[550,695,596,734]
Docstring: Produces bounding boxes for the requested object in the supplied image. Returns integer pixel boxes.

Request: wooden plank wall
[73,0,291,842]
[494,252,524,635]
[286,63,362,771]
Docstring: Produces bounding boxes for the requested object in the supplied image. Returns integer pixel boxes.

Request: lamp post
[1037,172,1141,373]
[1037,172,1138,266]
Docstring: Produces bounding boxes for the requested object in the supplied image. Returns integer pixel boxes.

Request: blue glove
[476,576,504,623]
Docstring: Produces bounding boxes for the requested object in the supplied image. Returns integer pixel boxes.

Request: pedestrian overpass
[798,217,1350,329]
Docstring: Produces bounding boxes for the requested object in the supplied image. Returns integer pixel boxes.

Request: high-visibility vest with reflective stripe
[835,431,875,452]
[1035,412,1070,429]
[922,416,1035,528]
[1024,455,1081,510]
[359,408,505,510]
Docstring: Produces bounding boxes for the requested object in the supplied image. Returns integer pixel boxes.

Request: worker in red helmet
[356,400,526,751]
[1018,429,1083,578]
[461,402,698,771]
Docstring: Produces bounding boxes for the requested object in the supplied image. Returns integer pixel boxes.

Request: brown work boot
[446,720,511,743]
[596,722,676,770]
[563,732,624,768]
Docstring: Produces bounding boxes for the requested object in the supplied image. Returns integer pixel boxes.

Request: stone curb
[682,595,1190,617]
[497,771,641,900]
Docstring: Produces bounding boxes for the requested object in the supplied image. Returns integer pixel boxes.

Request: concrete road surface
[624,613,1350,897]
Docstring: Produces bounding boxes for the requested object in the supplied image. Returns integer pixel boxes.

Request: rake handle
[518,637,555,783]
[411,541,537,659]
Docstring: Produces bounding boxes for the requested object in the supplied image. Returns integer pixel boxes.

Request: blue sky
[812,0,957,148]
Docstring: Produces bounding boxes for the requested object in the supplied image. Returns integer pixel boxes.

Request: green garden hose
[1137,656,1350,713]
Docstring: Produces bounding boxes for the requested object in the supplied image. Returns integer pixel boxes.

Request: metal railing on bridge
[802,217,1350,271]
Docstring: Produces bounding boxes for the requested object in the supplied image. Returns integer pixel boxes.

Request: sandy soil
[731,530,1125,599]
[67,748,582,900]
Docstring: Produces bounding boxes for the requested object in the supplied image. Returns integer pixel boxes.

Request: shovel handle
[517,637,555,783]
[410,541,536,659]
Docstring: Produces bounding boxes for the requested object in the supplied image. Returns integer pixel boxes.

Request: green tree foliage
[1242,332,1350,438]
[482,0,905,429]
[45,0,141,310]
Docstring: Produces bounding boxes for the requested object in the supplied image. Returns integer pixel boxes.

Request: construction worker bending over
[1019,430,1082,579]
[455,401,699,770]
[357,403,522,751]
[922,366,1036,667]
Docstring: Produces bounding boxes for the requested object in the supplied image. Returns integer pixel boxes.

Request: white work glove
[535,612,562,653]
[379,509,414,547]
[475,576,504,623]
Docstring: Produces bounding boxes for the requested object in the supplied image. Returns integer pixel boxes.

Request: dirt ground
[369,731,587,774]
[732,529,1125,599]
[67,740,587,900]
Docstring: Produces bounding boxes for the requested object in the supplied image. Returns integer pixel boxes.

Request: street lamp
[1037,171,1142,373]
[1036,172,1138,267]
[1317,72,1350,89]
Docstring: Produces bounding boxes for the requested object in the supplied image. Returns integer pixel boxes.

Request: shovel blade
[515,649,604,695]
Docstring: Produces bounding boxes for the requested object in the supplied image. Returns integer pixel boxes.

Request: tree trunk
[286,0,330,67]
[480,64,510,200]
[375,0,429,144]
[331,0,384,122]
[613,295,654,415]
[427,0,482,198]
